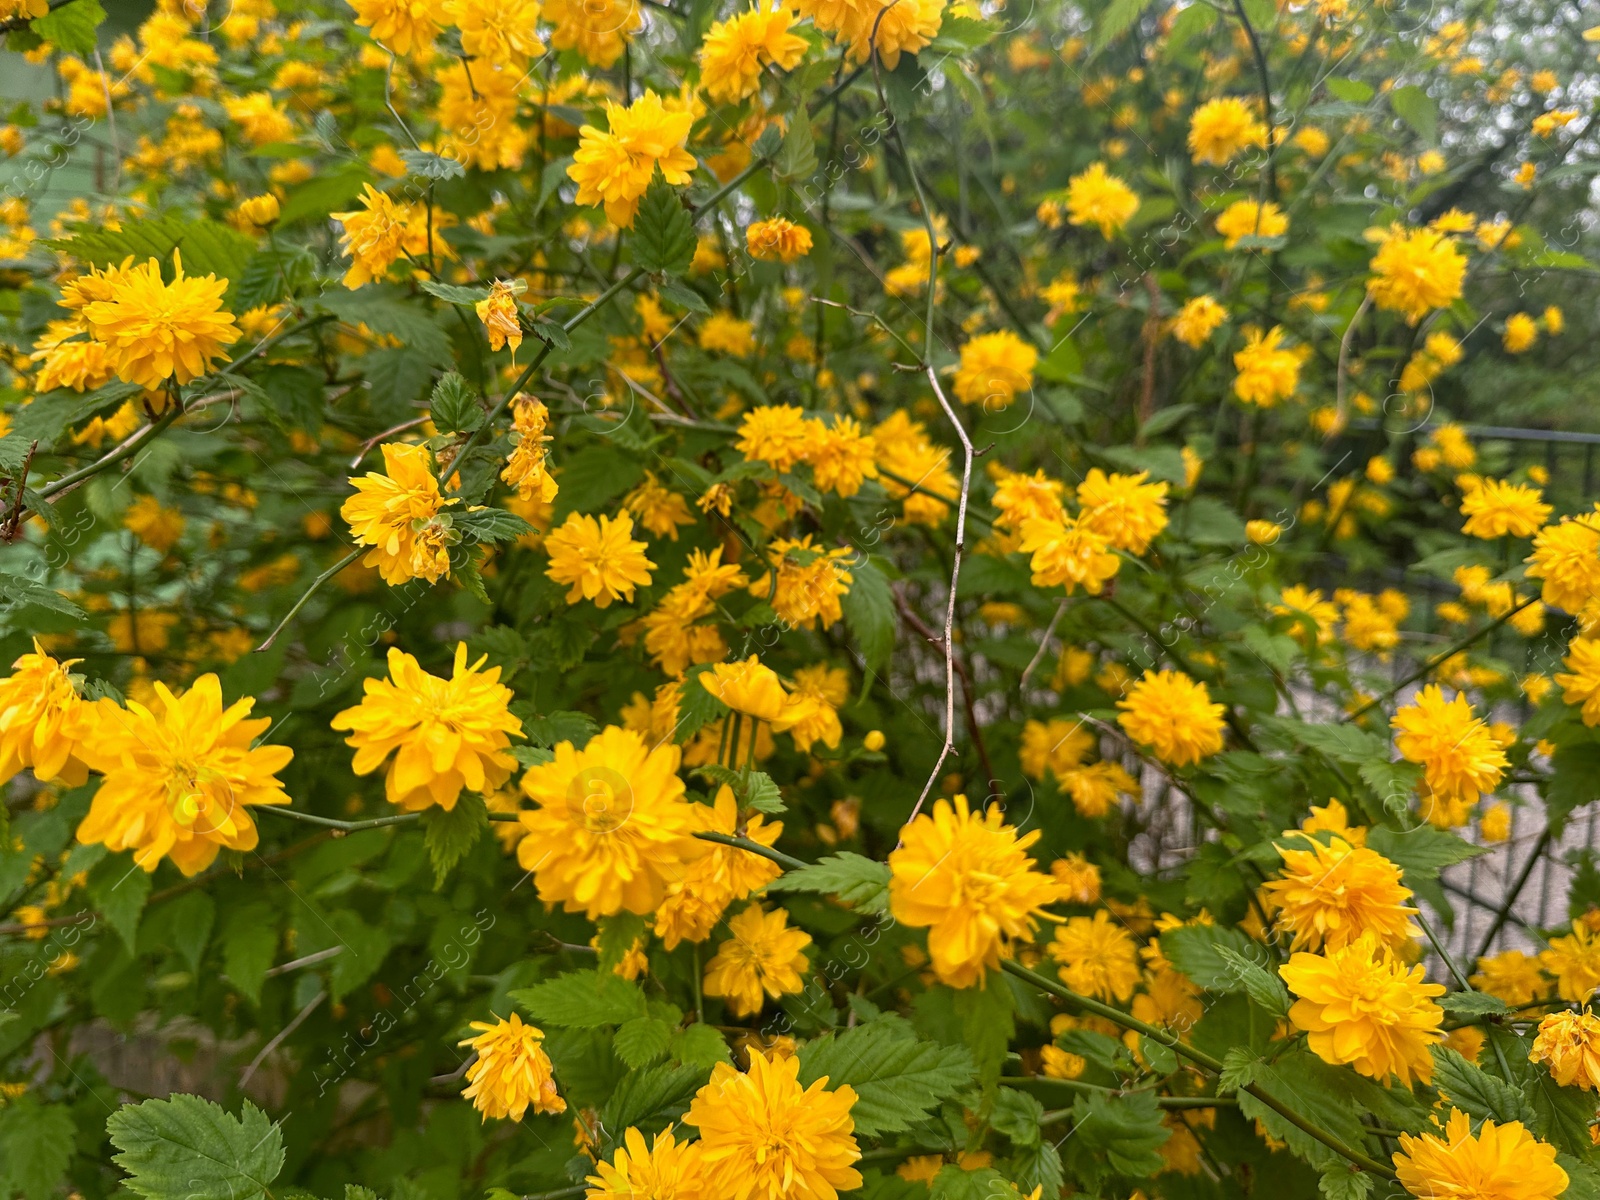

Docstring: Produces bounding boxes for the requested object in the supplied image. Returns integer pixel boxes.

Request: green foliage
[796,1016,976,1137]
[107,1096,283,1200]
[511,970,649,1028]
[765,852,892,913]
[632,178,697,275]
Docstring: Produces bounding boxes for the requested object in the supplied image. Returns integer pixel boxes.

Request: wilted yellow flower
[341,442,459,586]
[459,1013,565,1121]
[475,279,523,357]
[0,643,91,788]
[1530,1010,1600,1090]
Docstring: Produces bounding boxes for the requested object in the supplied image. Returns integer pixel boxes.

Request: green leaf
[676,665,729,744]
[107,1095,284,1200]
[956,978,1014,1088]
[0,1097,76,1200]
[453,507,535,545]
[222,906,278,1005]
[614,1017,674,1069]
[0,575,86,620]
[765,852,891,914]
[1391,85,1438,144]
[1546,744,1600,834]
[796,1016,976,1138]
[991,1087,1044,1147]
[593,912,649,973]
[774,111,817,184]
[743,770,785,814]
[1091,0,1154,54]
[47,215,255,297]
[429,372,481,433]
[1320,1167,1374,1200]
[1219,1046,1257,1095]
[1158,924,1261,991]
[1325,77,1375,103]
[1060,1090,1169,1187]
[400,149,466,180]
[657,278,710,314]
[276,165,373,226]
[315,287,453,365]
[1215,945,1291,1017]
[1236,1049,1373,1171]
[512,969,648,1028]
[524,710,599,749]
[1010,1142,1065,1198]
[841,555,895,673]
[31,0,106,55]
[1261,716,1388,764]
[420,280,492,306]
[1430,1046,1536,1126]
[931,1166,1019,1200]
[604,1063,707,1134]
[88,852,153,952]
[670,1023,731,1068]
[632,178,696,276]
[1366,824,1483,880]
[1440,991,1508,1016]
[421,791,487,885]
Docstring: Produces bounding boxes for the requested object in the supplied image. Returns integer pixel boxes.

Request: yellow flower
[1296,798,1366,846]
[655,785,783,948]
[331,644,522,812]
[1367,225,1467,323]
[123,494,185,553]
[686,1051,862,1200]
[1017,516,1120,595]
[1050,854,1101,904]
[1263,837,1416,951]
[1246,519,1282,545]
[237,193,280,229]
[568,90,697,228]
[953,330,1038,410]
[80,251,240,389]
[76,676,293,876]
[458,1013,565,1121]
[0,642,90,788]
[1551,635,1600,723]
[1018,717,1092,784]
[1392,685,1507,808]
[1049,910,1141,1002]
[1170,294,1227,347]
[1503,312,1539,353]
[1215,199,1288,249]
[1065,162,1139,238]
[838,0,943,67]
[1530,1010,1600,1090]
[222,93,295,146]
[699,7,808,104]
[746,215,813,262]
[1231,325,1300,406]
[888,795,1060,988]
[445,0,545,65]
[331,184,411,289]
[1116,669,1225,766]
[1541,923,1600,1002]
[517,725,708,918]
[544,0,641,66]
[501,395,558,504]
[476,279,523,357]
[784,663,847,753]
[1280,934,1444,1086]
[1061,761,1138,818]
[807,416,878,498]
[1395,1110,1566,1200]
[703,903,812,1017]
[1460,479,1551,538]
[349,0,440,54]
[703,656,797,724]
[700,312,755,356]
[1527,514,1600,613]
[1041,1044,1086,1079]
[1187,96,1266,165]
[749,536,854,630]
[1077,468,1168,554]
[341,442,459,586]
[586,1126,704,1200]
[737,403,812,472]
[544,510,656,608]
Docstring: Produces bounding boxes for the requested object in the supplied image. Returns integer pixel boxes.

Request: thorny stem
[693,831,810,872]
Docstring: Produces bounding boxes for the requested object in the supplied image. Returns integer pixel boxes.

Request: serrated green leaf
[614,1017,673,1069]
[400,149,466,180]
[512,969,648,1027]
[107,1095,284,1200]
[774,112,817,183]
[1219,1046,1257,1094]
[524,710,599,750]
[420,280,491,306]
[670,1023,731,1068]
[0,1097,76,1200]
[632,178,696,275]
[796,1016,975,1137]
[1215,944,1291,1016]
[1366,824,1483,880]
[990,1087,1044,1147]
[47,215,255,300]
[429,372,481,433]
[87,852,152,952]
[1159,924,1262,991]
[604,1063,707,1135]
[1061,1090,1169,1187]
[1320,1167,1374,1200]
[421,792,486,886]
[1440,991,1508,1016]
[841,554,895,673]
[31,0,106,55]
[454,507,534,544]
[765,852,891,914]
[1431,1046,1536,1126]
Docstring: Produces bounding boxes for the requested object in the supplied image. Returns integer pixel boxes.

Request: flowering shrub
[2,1,1600,1200]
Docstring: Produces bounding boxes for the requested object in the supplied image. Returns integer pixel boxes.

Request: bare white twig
[240,989,326,1088]
[908,365,974,825]
[262,946,343,979]
[1020,598,1071,690]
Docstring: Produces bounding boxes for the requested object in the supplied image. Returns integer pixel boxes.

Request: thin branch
[1020,598,1071,690]
[240,990,326,1088]
[693,831,809,872]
